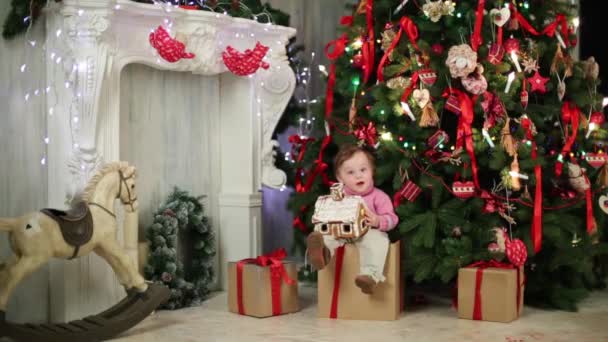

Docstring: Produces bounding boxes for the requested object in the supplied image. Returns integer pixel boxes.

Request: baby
[307,144,398,294]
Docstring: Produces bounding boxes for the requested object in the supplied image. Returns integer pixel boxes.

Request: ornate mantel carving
[51,0,295,196]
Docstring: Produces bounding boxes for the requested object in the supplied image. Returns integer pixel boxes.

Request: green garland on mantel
[2,0,289,40]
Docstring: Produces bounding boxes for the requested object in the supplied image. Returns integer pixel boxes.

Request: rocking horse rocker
[0,161,170,342]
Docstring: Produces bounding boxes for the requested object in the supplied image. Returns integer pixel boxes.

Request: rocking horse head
[82,161,139,212]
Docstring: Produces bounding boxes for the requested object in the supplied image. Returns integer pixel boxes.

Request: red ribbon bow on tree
[354,122,378,147]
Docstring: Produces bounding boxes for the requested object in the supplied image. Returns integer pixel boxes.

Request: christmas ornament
[352,52,364,68]
[551,44,573,78]
[522,57,539,74]
[481,92,506,127]
[494,228,527,267]
[599,195,608,214]
[587,153,608,169]
[427,129,449,149]
[590,111,606,126]
[452,181,476,199]
[420,103,439,127]
[348,97,357,128]
[510,155,522,191]
[488,43,505,65]
[431,43,445,55]
[461,72,488,95]
[422,0,455,22]
[222,42,270,76]
[413,89,431,109]
[501,118,518,157]
[419,69,438,86]
[354,121,378,147]
[381,27,397,59]
[582,57,600,81]
[444,92,461,115]
[556,79,566,101]
[520,79,529,109]
[452,226,462,237]
[445,44,477,78]
[504,37,520,53]
[567,163,589,194]
[387,76,411,90]
[490,8,510,27]
[149,26,196,63]
[393,180,422,207]
[527,71,549,93]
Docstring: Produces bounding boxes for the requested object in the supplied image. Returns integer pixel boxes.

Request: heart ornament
[490,8,511,27]
[599,195,608,214]
[452,181,476,199]
[413,89,430,109]
[585,153,607,169]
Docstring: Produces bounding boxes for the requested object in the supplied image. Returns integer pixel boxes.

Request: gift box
[317,241,401,320]
[227,249,299,318]
[457,261,524,323]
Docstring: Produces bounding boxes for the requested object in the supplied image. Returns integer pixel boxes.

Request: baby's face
[337,151,373,195]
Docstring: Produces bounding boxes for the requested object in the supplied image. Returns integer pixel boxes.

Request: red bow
[236,248,296,316]
[542,14,569,47]
[354,122,378,147]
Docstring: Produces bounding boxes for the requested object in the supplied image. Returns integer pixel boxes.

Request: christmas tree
[144,187,215,310]
[287,0,608,310]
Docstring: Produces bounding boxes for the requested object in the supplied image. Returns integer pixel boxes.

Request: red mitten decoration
[149,26,195,63]
[222,42,270,76]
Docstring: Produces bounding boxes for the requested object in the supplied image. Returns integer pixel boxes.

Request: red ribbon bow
[451,89,480,189]
[354,122,378,147]
[236,248,296,316]
[470,0,486,51]
[542,14,569,47]
[555,102,580,177]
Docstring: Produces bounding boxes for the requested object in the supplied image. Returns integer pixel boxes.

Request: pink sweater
[344,186,399,232]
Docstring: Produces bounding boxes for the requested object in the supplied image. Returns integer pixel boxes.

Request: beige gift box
[317,241,401,320]
[227,260,299,318]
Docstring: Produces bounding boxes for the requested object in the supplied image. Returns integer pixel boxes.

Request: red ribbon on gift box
[329,245,346,319]
[466,260,523,321]
[236,248,296,316]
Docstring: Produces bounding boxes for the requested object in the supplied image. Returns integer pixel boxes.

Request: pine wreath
[144,187,216,310]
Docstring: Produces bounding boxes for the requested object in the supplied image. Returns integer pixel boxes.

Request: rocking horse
[0,161,169,342]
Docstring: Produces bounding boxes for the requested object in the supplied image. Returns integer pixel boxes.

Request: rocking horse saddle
[40,201,93,259]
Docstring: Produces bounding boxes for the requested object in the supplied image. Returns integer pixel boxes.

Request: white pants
[323,229,389,283]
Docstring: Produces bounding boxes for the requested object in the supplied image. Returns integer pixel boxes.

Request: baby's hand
[365,211,380,228]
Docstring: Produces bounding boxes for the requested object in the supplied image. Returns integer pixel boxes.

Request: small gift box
[228,248,299,318]
[457,261,524,323]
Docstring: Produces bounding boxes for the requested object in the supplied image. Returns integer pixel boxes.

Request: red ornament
[393,180,422,207]
[352,53,364,68]
[149,26,196,63]
[506,239,527,267]
[590,111,606,126]
[354,121,378,147]
[504,37,520,53]
[222,42,270,76]
[481,92,506,127]
[520,90,529,109]
[452,181,476,199]
[444,93,461,115]
[419,69,438,86]
[431,43,444,55]
[527,71,549,93]
[488,43,505,65]
[427,130,449,149]
[586,153,607,169]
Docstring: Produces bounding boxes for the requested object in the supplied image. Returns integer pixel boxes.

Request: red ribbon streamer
[471,0,486,51]
[324,34,348,119]
[585,178,595,235]
[329,245,345,319]
[340,15,353,26]
[400,71,419,103]
[377,16,419,82]
[542,14,569,47]
[555,102,580,177]
[509,3,541,36]
[521,118,543,253]
[453,89,480,188]
[236,248,296,316]
[466,260,523,321]
[361,0,375,84]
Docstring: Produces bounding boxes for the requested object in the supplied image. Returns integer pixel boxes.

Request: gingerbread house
[312,184,370,240]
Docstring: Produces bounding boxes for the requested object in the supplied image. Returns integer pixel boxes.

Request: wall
[0,3,49,322]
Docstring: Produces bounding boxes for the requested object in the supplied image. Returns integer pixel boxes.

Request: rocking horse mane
[81,161,133,202]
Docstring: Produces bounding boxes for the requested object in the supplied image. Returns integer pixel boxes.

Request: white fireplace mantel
[45,0,296,321]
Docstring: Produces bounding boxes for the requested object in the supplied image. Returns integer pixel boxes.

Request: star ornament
[522,57,539,74]
[528,71,549,93]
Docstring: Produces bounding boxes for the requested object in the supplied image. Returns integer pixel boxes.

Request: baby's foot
[306,232,330,270]
[355,274,377,294]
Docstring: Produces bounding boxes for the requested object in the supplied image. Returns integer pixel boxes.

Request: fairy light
[400,101,416,121]
[602,97,608,107]
[572,17,580,34]
[509,171,529,180]
[381,132,393,141]
[20,64,26,72]
[555,31,567,49]
[482,129,495,148]
[351,37,363,50]
[510,51,522,73]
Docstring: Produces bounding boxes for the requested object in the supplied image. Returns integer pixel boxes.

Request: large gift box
[457,261,524,323]
[228,249,299,318]
[317,241,401,320]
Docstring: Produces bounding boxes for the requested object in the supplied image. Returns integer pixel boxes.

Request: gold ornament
[420,102,440,127]
[501,117,518,157]
[387,76,411,90]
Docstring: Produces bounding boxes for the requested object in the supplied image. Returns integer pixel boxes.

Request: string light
[381,132,393,141]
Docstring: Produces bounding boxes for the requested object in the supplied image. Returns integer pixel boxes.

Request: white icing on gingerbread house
[312,183,370,240]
